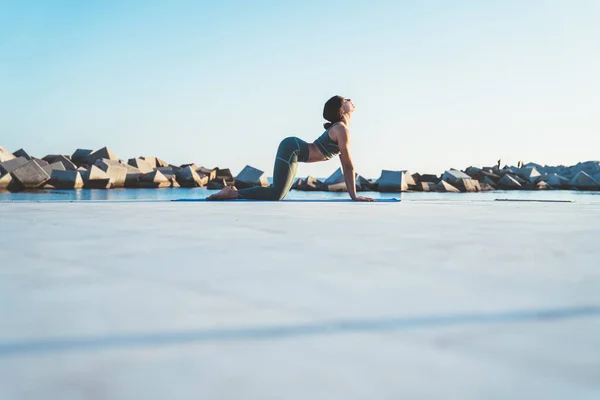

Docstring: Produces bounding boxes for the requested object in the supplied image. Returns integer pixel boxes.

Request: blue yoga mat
[172,198,401,203]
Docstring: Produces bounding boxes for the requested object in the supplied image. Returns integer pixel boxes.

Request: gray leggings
[237,136,309,201]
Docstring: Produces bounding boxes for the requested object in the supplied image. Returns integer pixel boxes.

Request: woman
[207,95,374,201]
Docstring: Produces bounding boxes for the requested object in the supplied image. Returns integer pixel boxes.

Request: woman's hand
[352,195,375,202]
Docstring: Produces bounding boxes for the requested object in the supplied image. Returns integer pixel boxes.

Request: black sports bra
[314,130,340,159]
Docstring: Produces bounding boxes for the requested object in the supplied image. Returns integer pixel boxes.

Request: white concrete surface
[0,200,599,399]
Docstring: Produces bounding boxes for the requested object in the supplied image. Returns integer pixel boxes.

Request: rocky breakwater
[291,161,600,193]
[0,145,264,192]
[1,145,598,193]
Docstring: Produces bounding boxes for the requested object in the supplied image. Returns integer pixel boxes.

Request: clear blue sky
[1,0,598,178]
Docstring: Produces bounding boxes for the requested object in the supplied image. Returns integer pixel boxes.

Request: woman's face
[342,98,355,115]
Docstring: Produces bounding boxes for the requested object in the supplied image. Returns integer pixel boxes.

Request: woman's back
[313,129,341,160]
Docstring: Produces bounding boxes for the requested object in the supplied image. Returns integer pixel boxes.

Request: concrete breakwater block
[523,161,544,170]
[50,170,84,189]
[124,165,141,187]
[140,156,157,168]
[139,156,170,169]
[12,149,32,160]
[498,174,522,189]
[479,183,495,191]
[539,173,569,188]
[420,174,439,183]
[572,161,600,176]
[569,171,599,190]
[293,176,327,191]
[480,170,501,183]
[193,168,210,186]
[480,176,497,188]
[433,180,460,192]
[10,160,50,190]
[323,168,368,192]
[153,168,179,187]
[156,158,170,168]
[324,168,344,186]
[41,154,63,163]
[454,178,481,192]
[543,166,570,178]
[442,169,471,185]
[375,170,409,192]
[170,177,180,188]
[0,146,16,162]
[197,167,217,181]
[215,168,235,186]
[323,168,348,192]
[94,158,122,168]
[71,149,93,166]
[157,167,175,180]
[138,170,170,188]
[516,167,541,183]
[81,165,112,189]
[176,166,207,187]
[41,161,66,176]
[404,173,417,188]
[32,158,49,168]
[156,167,180,187]
[235,165,268,189]
[441,169,481,192]
[411,172,436,187]
[410,172,423,185]
[421,182,434,192]
[0,173,13,189]
[95,159,127,188]
[501,166,519,175]
[88,147,119,165]
[536,181,551,190]
[464,166,482,179]
[128,158,155,174]
[0,157,29,175]
[318,167,370,192]
[327,180,348,192]
[422,180,459,192]
[181,163,198,171]
[51,155,77,170]
[206,178,228,190]
[357,175,376,191]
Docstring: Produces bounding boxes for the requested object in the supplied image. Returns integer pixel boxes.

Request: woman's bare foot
[206,186,239,200]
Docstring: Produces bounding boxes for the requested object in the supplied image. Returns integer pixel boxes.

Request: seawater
[0,188,598,203]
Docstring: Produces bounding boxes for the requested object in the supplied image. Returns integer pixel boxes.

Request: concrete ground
[1,200,599,399]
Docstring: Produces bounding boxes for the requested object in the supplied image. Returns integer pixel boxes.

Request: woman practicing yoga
[207,95,375,201]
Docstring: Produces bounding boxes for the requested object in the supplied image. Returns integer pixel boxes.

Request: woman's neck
[339,115,352,127]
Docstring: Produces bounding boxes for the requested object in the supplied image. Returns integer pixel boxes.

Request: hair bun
[323,95,344,131]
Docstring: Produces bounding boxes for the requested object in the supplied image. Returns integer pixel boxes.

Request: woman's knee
[280,136,297,144]
[278,136,298,152]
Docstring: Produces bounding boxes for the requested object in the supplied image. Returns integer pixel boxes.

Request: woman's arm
[335,126,374,201]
